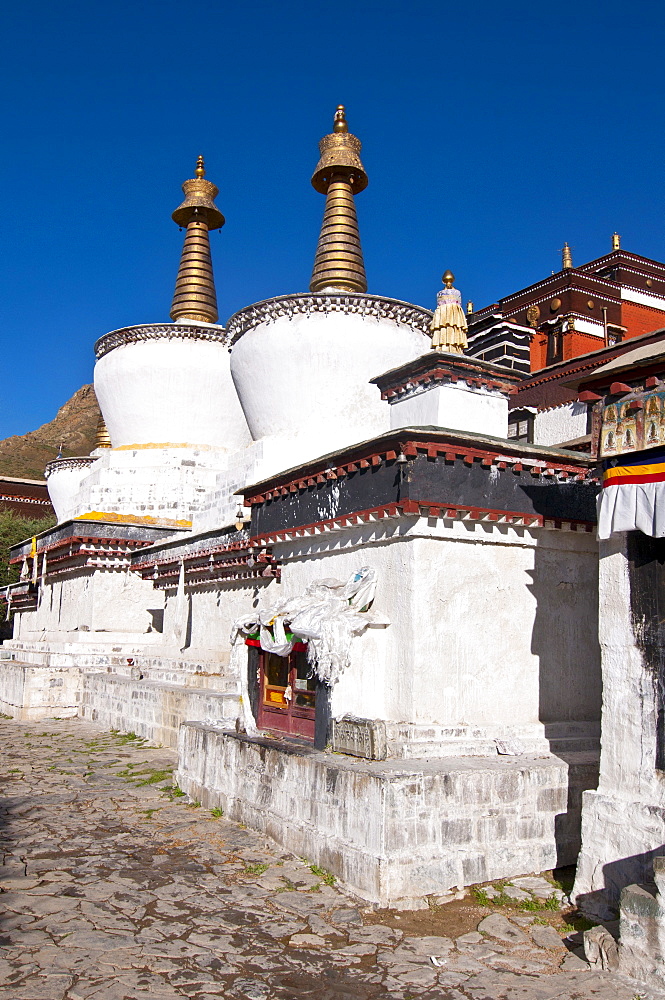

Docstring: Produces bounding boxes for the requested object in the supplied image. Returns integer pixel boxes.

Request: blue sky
[1,0,664,439]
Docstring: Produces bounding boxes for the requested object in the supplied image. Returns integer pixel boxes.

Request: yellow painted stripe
[604,463,665,482]
[113,442,216,451]
[74,511,192,529]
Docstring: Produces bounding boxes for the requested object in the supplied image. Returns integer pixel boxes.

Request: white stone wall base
[2,634,165,669]
[382,720,599,758]
[176,722,590,907]
[618,855,665,985]
[0,650,241,746]
[63,443,237,526]
[618,882,665,987]
[0,662,82,720]
[80,674,240,748]
[574,788,665,918]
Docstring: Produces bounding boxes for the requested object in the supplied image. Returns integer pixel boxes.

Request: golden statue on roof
[430,271,468,353]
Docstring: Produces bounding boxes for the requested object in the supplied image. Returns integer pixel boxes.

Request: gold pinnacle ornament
[612,232,621,250]
[309,106,368,294]
[94,415,111,448]
[170,156,225,324]
[562,242,573,269]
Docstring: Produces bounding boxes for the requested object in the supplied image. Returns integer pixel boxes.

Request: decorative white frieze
[95,323,228,360]
[45,456,98,477]
[227,293,433,343]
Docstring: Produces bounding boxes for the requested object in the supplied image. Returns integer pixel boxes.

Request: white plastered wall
[275,520,600,730]
[171,518,600,736]
[574,533,665,910]
[389,383,508,438]
[533,401,588,447]
[13,568,163,639]
[230,311,428,476]
[95,335,251,450]
[161,579,278,663]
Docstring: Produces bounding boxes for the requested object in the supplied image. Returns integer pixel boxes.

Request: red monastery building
[0,476,53,520]
[467,236,665,375]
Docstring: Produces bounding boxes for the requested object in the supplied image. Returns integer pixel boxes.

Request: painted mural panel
[600,392,665,458]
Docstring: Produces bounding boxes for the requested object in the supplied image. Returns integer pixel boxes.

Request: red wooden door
[257,648,316,740]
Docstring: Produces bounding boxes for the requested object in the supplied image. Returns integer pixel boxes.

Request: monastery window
[547,325,563,365]
[508,410,534,443]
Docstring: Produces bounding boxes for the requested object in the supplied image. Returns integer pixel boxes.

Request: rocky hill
[0,386,100,481]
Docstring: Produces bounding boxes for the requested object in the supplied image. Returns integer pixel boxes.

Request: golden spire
[562,242,573,269]
[309,105,368,294]
[170,156,225,324]
[612,232,621,250]
[95,414,111,449]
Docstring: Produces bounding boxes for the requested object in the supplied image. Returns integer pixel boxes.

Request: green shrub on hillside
[0,510,56,589]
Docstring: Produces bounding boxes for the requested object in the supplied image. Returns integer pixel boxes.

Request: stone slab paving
[0,718,658,1000]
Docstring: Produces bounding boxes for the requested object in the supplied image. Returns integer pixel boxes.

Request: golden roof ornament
[562,242,573,269]
[170,156,225,324]
[430,271,468,353]
[612,232,621,250]
[309,105,368,294]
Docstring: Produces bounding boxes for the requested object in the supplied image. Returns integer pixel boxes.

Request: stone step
[547,736,600,754]
[543,721,601,739]
[388,737,551,759]
[105,664,237,693]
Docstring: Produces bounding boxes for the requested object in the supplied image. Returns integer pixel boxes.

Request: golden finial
[170,158,225,324]
[466,300,474,315]
[333,105,348,133]
[309,106,368,294]
[562,242,573,269]
[612,232,621,250]
[442,270,455,287]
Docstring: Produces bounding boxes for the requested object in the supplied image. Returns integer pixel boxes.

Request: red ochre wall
[530,335,547,371]
[529,330,606,373]
[562,331,605,361]
[621,301,665,339]
[528,305,665,373]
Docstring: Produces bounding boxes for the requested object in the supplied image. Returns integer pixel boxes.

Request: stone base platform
[574,788,665,919]
[0,660,83,720]
[2,633,166,669]
[361,720,600,760]
[0,639,241,745]
[79,672,239,747]
[0,661,240,743]
[177,722,598,908]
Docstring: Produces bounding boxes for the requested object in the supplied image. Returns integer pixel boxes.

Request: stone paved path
[0,718,658,999]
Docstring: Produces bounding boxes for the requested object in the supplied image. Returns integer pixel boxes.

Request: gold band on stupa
[310,106,368,294]
[170,157,225,324]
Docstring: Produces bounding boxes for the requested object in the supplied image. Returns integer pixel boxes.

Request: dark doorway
[257,647,317,740]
